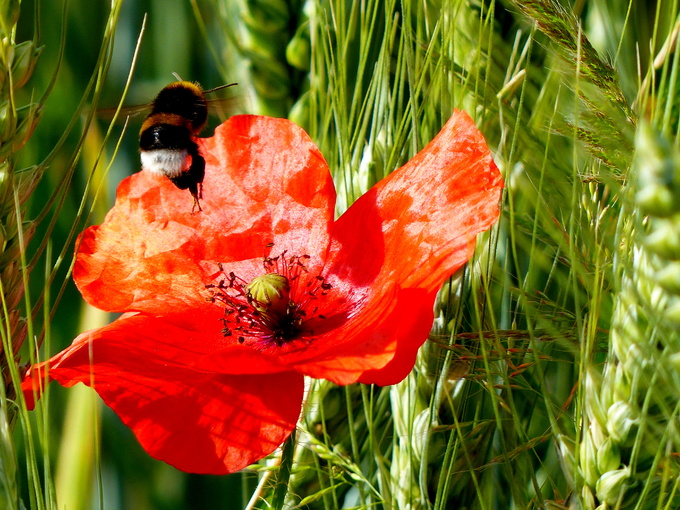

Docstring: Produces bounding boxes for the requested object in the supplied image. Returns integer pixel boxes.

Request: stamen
[206,250,333,348]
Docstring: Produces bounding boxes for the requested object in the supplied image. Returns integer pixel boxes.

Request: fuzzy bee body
[139,81,234,212]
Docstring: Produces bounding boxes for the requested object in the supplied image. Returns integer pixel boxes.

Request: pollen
[206,251,332,348]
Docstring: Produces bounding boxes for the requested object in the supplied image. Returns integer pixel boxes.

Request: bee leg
[191,181,204,213]
[191,191,203,213]
[188,150,205,213]
[169,143,206,213]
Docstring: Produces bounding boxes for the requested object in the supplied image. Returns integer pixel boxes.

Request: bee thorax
[141,149,191,178]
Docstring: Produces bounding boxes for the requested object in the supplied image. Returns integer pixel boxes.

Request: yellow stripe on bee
[165,81,204,94]
[140,113,192,135]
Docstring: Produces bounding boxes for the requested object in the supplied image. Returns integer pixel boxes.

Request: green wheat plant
[4,0,680,509]
[1,0,126,508]
[0,0,45,507]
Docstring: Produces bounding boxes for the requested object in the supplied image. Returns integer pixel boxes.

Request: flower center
[206,251,332,348]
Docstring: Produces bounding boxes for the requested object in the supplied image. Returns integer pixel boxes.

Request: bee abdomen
[140,148,190,178]
[139,122,193,151]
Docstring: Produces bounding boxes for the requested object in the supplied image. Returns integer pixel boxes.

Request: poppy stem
[270,428,297,509]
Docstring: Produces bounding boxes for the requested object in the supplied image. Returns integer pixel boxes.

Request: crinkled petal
[284,288,436,385]
[326,110,502,291]
[22,314,303,475]
[75,115,336,314]
[293,110,502,383]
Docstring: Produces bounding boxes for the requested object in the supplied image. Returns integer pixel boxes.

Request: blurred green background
[15,1,260,508]
[9,0,680,509]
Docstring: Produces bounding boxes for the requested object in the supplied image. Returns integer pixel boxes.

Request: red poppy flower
[22,111,503,475]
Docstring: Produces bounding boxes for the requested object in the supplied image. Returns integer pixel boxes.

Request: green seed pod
[611,319,642,363]
[636,185,674,217]
[11,104,43,155]
[653,261,680,294]
[610,364,631,403]
[595,466,631,505]
[596,438,621,475]
[288,90,310,130]
[0,238,21,267]
[634,122,680,217]
[619,343,657,388]
[286,20,311,71]
[0,100,16,143]
[243,0,290,32]
[240,25,285,61]
[580,430,601,486]
[249,58,291,100]
[0,0,21,37]
[246,273,290,317]
[645,217,680,259]
[15,168,42,205]
[585,375,608,428]
[581,486,596,509]
[669,351,680,372]
[663,297,680,322]
[10,40,42,90]
[410,409,433,463]
[606,401,638,446]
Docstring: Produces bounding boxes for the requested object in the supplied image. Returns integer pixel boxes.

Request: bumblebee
[139,80,235,212]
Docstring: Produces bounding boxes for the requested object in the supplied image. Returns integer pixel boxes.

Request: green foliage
[5,0,680,509]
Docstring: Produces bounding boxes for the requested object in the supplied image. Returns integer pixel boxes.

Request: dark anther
[208,250,335,348]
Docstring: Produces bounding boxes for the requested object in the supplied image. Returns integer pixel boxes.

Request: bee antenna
[204,82,238,94]
[172,71,184,82]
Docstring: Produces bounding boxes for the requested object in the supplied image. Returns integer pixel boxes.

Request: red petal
[22,313,303,475]
[75,115,336,314]
[284,287,437,385]
[296,110,502,383]
[327,110,502,291]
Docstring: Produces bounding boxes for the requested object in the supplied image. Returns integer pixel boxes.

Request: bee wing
[97,103,152,122]
[203,82,239,118]
[98,82,239,123]
[204,97,240,119]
